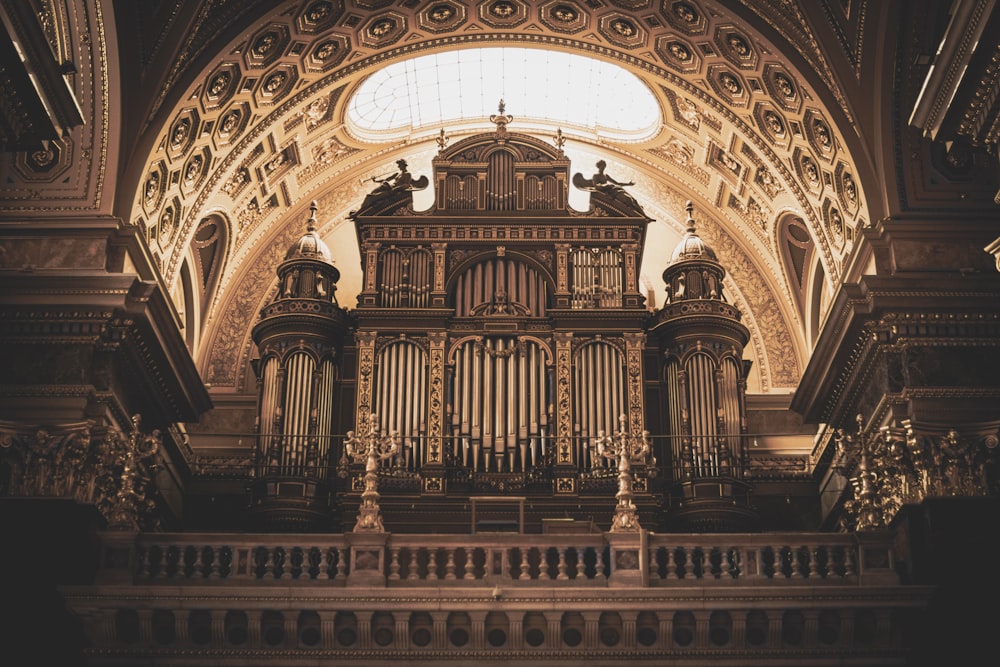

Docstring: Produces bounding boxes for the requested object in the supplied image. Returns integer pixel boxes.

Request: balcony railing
[113,530,896,587]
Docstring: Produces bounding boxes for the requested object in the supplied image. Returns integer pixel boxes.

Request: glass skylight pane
[347,46,659,141]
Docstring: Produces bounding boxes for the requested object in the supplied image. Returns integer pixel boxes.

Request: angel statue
[350,159,429,218]
[573,160,646,216]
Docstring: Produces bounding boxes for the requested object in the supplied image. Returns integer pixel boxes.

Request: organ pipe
[454,258,547,317]
[570,247,624,309]
[447,337,551,472]
[373,340,427,471]
[316,359,336,467]
[572,341,628,470]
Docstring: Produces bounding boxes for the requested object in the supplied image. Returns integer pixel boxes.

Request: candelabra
[592,414,656,532]
[342,412,399,533]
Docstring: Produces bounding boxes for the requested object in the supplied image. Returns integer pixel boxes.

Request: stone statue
[350,159,429,218]
[573,160,646,216]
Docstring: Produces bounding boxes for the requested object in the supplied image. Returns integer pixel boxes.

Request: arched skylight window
[347,47,661,142]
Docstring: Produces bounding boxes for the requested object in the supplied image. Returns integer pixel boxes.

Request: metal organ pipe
[316,359,336,469]
[486,150,515,210]
[664,360,684,474]
[282,352,315,475]
[380,250,401,308]
[570,247,623,308]
[450,338,551,473]
[374,341,427,471]
[259,357,279,469]
[572,342,626,470]
[720,358,741,472]
[454,259,547,317]
[686,352,719,477]
[411,249,431,308]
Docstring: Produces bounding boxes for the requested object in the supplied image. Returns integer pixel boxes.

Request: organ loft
[248,108,757,535]
[5,3,1000,663]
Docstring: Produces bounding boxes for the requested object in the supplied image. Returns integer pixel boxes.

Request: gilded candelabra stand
[592,414,655,532]
[342,412,399,533]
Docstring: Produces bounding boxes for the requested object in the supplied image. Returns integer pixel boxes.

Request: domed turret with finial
[270,201,340,305]
[646,201,758,532]
[249,200,352,531]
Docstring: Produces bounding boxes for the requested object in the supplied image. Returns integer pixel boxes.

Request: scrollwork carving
[0,414,163,530]
[835,415,999,531]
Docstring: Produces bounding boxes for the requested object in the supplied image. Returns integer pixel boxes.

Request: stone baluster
[459,548,471,580]
[595,545,607,582]
[388,546,401,580]
[201,546,224,579]
[845,545,857,576]
[794,546,807,579]
[426,548,439,581]
[518,547,531,580]
[665,546,677,580]
[773,544,786,578]
[336,547,349,578]
[557,547,569,580]
[316,547,330,580]
[136,547,150,579]
[407,548,419,580]
[809,546,821,578]
[445,548,457,580]
[720,546,732,579]
[277,547,291,580]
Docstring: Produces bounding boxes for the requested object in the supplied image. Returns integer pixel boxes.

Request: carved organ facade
[250,120,756,531]
[343,123,656,517]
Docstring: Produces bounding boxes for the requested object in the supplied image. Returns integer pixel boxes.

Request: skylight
[346,47,661,142]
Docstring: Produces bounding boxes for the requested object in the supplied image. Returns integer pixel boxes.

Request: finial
[436,127,449,152]
[685,200,695,232]
[307,200,318,231]
[490,99,514,141]
[553,128,565,152]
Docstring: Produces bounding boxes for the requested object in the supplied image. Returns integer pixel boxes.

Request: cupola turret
[647,202,758,532]
[249,201,353,530]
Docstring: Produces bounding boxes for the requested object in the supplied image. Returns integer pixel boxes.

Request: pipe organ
[648,202,757,531]
[248,202,352,529]
[322,115,756,531]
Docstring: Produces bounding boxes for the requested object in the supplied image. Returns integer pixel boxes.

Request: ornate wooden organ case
[345,125,656,528]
